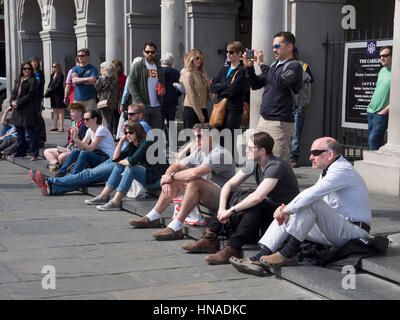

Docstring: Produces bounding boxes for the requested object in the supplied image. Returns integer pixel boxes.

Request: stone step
[270,263,400,300]
[359,247,400,284]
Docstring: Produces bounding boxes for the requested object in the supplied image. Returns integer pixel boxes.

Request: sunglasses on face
[127,112,140,117]
[272,43,287,49]
[23,67,32,71]
[379,53,391,59]
[144,50,155,54]
[310,149,328,156]
[195,56,202,61]
[52,65,57,68]
[84,118,92,122]
[226,50,235,55]
[77,54,87,58]
[125,131,134,135]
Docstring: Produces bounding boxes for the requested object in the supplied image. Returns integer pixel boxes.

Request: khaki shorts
[178,179,221,211]
[74,98,97,111]
[256,118,293,164]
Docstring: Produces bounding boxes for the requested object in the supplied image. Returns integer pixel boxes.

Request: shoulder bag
[209,70,238,128]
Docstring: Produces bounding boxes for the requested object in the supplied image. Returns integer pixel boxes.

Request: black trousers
[183,106,209,130]
[207,198,278,251]
[217,111,242,156]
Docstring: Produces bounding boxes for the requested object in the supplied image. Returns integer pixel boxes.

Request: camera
[246,49,254,59]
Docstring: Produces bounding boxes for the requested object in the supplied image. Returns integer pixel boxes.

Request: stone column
[248,0,285,129]
[105,0,125,62]
[161,0,185,69]
[74,23,106,66]
[354,0,400,196]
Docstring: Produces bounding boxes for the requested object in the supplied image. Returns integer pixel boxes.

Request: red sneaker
[34,171,49,196]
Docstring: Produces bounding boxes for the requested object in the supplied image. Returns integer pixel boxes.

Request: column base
[354,149,400,196]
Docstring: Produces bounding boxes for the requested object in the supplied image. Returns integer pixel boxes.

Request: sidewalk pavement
[0,116,399,300]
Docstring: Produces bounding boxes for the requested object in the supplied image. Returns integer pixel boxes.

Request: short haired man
[71,48,99,111]
[367,46,392,150]
[129,123,237,241]
[230,137,371,276]
[29,104,152,196]
[243,32,303,164]
[183,132,300,264]
[117,103,151,140]
[128,42,165,129]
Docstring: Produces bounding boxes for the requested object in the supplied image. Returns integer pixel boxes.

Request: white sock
[168,219,182,232]
[146,209,161,221]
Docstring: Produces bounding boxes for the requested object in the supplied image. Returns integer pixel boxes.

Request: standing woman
[56,110,115,176]
[180,49,212,129]
[95,61,121,133]
[45,62,66,132]
[112,60,127,137]
[9,62,40,160]
[210,41,246,152]
[29,57,45,112]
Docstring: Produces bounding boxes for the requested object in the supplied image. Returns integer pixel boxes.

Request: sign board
[342,40,392,129]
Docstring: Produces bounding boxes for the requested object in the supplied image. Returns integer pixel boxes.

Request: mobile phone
[246,49,254,59]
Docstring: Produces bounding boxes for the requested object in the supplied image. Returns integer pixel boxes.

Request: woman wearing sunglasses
[85,123,169,211]
[45,62,66,132]
[180,49,212,129]
[55,109,115,176]
[9,62,41,161]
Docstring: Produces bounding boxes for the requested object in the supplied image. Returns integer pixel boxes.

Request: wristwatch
[170,172,176,181]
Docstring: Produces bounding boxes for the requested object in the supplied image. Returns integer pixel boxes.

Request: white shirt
[145,60,160,107]
[286,157,371,225]
[85,125,115,159]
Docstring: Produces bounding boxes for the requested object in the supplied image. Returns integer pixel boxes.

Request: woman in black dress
[9,62,41,160]
[45,62,66,132]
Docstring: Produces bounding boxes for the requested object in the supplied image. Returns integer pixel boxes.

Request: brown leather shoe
[129,216,161,228]
[152,227,184,241]
[205,245,240,265]
[182,229,217,253]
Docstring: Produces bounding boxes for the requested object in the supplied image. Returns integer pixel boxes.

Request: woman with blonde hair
[95,61,121,132]
[180,49,212,129]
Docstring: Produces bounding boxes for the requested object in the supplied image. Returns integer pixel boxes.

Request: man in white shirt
[128,42,165,129]
[230,137,371,276]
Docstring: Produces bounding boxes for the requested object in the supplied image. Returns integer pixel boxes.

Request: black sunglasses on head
[310,149,328,156]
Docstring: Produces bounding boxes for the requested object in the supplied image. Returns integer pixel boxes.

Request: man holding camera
[243,31,303,164]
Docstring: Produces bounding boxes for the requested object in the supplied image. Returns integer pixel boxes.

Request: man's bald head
[313,137,341,156]
[310,137,341,170]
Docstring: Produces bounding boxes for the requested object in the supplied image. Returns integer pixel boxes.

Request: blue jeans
[58,148,105,175]
[1,124,12,137]
[48,159,116,195]
[106,164,160,195]
[290,107,305,162]
[367,112,388,150]
[15,126,39,157]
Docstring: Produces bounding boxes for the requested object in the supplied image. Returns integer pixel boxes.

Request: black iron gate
[322,26,393,162]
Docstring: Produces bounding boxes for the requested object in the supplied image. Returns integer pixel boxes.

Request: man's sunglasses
[84,118,92,121]
[272,43,288,49]
[310,149,328,156]
[226,50,235,55]
[379,53,391,59]
[127,112,140,116]
[77,54,87,58]
[144,50,155,54]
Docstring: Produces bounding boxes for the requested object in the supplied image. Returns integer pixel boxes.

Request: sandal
[49,128,58,132]
[58,129,64,132]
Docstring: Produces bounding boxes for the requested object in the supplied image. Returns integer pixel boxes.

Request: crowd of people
[2,30,387,276]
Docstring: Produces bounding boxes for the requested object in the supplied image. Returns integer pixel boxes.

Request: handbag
[97,79,112,109]
[209,70,239,128]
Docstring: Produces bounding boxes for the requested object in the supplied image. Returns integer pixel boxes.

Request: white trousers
[258,199,369,252]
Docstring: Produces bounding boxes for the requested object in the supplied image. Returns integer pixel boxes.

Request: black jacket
[9,77,41,127]
[210,66,246,114]
[246,58,303,122]
[45,72,65,108]
[161,66,181,107]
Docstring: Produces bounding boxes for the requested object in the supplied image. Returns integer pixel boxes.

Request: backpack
[271,59,312,108]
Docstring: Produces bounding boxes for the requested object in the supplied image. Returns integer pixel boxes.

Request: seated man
[129,123,237,241]
[29,104,151,196]
[230,137,371,276]
[183,132,299,264]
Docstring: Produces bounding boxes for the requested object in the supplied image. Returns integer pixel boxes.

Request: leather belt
[350,221,370,233]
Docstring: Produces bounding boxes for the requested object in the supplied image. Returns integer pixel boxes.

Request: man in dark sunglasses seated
[230,137,371,276]
[29,104,152,196]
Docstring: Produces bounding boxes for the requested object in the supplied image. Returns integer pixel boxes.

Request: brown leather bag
[209,70,239,128]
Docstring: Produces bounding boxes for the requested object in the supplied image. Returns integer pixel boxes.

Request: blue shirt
[72,64,99,101]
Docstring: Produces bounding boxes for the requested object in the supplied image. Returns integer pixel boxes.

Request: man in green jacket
[128,42,165,129]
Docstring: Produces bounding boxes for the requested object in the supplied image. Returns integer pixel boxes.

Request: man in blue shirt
[72,48,99,111]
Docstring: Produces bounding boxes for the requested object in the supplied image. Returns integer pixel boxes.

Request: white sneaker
[84,195,110,205]
[96,200,121,211]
